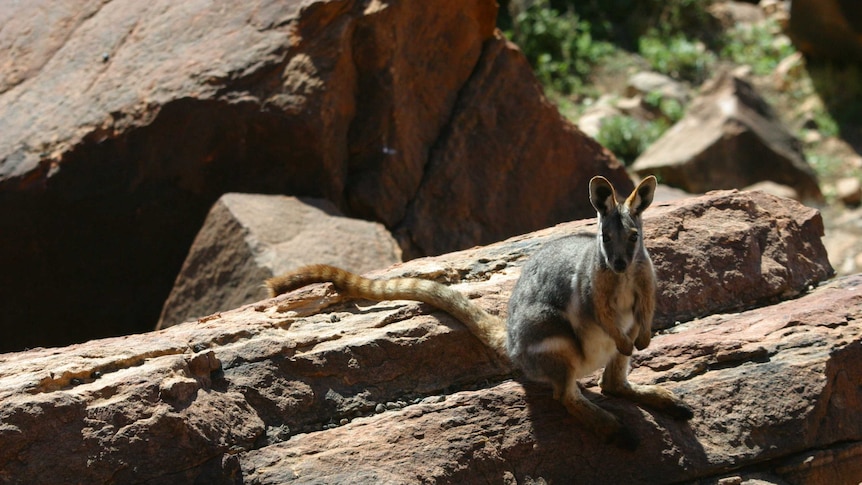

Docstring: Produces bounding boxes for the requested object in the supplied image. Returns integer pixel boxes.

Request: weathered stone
[836,177,862,206]
[773,51,805,91]
[649,189,832,327]
[156,194,401,330]
[823,205,862,276]
[393,34,630,259]
[577,95,622,139]
[241,274,862,483]
[0,0,629,352]
[631,73,823,203]
[708,1,765,28]
[743,180,799,200]
[788,0,862,63]
[625,71,690,104]
[0,191,838,483]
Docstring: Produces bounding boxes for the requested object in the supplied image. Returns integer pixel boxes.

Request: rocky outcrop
[156,194,401,330]
[242,274,862,484]
[0,0,628,352]
[788,0,862,63]
[0,191,843,484]
[631,73,822,202]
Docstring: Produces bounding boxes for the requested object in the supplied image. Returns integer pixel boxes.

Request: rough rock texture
[631,73,822,203]
[391,37,624,259]
[0,191,842,484]
[156,194,401,330]
[241,274,862,485]
[648,189,832,328]
[0,0,629,352]
[788,0,862,63]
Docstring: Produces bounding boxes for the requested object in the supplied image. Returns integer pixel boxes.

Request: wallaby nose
[613,258,627,272]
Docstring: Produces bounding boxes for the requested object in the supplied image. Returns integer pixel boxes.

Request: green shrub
[643,91,685,123]
[639,31,715,83]
[507,0,615,94]
[595,115,668,165]
[720,20,795,75]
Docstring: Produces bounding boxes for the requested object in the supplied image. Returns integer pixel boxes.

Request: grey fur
[505,175,690,448]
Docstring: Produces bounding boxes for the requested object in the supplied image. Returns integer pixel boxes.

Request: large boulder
[631,73,822,202]
[788,0,862,63]
[156,194,401,330]
[0,191,841,483]
[0,0,629,352]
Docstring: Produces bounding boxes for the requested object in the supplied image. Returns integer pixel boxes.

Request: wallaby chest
[593,266,640,317]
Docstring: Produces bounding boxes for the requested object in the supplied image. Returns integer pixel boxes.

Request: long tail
[266,264,507,357]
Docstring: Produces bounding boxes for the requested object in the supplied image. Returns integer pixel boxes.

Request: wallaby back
[266,264,507,357]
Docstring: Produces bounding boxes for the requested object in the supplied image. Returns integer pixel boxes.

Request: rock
[0,0,629,352]
[823,206,862,276]
[836,177,862,206]
[0,191,838,483]
[743,180,799,200]
[391,35,630,259]
[614,95,654,122]
[652,183,693,203]
[708,1,765,28]
[243,275,862,483]
[761,0,790,25]
[576,95,622,139]
[648,190,831,327]
[625,71,690,104]
[773,51,805,91]
[156,194,401,330]
[788,0,862,63]
[631,72,823,203]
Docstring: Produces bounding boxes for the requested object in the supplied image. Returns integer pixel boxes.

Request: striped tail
[266,264,507,357]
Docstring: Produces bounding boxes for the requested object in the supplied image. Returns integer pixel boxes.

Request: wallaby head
[589,175,657,274]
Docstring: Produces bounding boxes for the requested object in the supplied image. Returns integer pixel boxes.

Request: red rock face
[0,191,848,484]
[0,0,628,351]
[789,0,862,63]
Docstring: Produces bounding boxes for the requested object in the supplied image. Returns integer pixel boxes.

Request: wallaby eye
[629,231,639,242]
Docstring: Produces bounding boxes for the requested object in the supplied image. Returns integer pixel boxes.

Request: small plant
[812,110,841,139]
[807,152,845,180]
[507,0,615,94]
[643,91,685,123]
[639,31,715,83]
[596,115,668,165]
[720,20,796,76]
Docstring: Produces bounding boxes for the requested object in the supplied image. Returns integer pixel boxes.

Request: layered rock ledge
[1,190,852,484]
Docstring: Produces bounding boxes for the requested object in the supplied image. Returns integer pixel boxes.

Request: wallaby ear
[626,175,657,217]
[589,176,617,217]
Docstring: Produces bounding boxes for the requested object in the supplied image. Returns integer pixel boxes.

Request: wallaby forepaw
[616,337,634,356]
[634,331,650,351]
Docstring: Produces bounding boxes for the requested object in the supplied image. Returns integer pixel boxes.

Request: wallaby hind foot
[601,352,694,421]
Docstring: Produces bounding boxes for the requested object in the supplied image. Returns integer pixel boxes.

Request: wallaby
[265,175,692,448]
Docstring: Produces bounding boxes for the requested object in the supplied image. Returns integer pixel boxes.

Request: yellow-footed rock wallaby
[266,175,692,449]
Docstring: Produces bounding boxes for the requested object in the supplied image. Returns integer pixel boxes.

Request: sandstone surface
[632,73,822,202]
[157,194,401,330]
[0,0,628,352]
[0,191,844,484]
